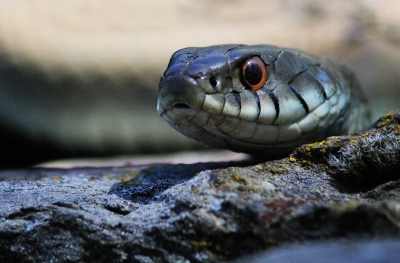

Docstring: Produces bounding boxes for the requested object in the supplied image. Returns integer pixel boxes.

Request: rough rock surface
[1,110,400,262]
[235,239,400,263]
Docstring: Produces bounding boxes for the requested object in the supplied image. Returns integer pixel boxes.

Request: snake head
[157,44,368,157]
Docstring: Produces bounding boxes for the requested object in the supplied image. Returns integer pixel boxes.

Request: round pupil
[244,63,262,85]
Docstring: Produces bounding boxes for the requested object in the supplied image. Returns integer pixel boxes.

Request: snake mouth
[173,103,192,109]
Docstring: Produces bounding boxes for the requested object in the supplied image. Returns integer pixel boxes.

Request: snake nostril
[209,76,218,88]
[174,103,191,109]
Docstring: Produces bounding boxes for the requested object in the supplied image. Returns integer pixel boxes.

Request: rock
[293,110,400,189]
[234,239,400,263]
[1,110,400,262]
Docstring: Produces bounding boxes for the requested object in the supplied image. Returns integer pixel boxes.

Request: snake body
[157,44,370,157]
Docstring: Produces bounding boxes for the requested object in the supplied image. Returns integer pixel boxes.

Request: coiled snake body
[157,44,370,157]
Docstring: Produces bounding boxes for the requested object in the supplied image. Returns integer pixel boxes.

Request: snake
[157,44,371,158]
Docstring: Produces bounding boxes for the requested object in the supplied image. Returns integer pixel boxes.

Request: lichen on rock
[293,110,400,189]
[327,132,400,186]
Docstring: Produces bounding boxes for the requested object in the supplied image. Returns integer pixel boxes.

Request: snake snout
[158,75,206,112]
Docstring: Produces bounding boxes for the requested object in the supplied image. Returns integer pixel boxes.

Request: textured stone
[1,111,400,262]
[235,239,400,263]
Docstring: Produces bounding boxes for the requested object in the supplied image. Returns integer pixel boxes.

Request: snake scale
[157,44,371,158]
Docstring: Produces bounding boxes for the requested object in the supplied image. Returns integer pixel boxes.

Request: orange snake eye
[241,56,267,91]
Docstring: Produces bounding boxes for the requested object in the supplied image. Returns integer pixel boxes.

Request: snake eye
[241,56,267,91]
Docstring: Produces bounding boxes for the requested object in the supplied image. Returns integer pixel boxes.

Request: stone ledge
[1,110,400,262]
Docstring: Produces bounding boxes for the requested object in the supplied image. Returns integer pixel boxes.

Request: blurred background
[0,0,400,168]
